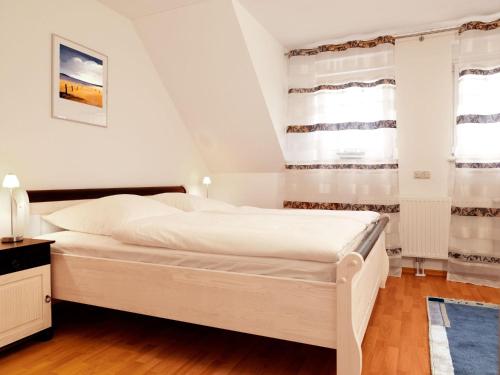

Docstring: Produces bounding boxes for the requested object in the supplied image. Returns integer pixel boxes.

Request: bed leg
[379,236,389,289]
[336,253,363,375]
[380,276,388,289]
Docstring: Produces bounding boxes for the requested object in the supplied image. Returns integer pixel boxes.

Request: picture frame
[52,34,108,127]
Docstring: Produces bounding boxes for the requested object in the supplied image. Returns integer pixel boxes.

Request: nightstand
[0,239,54,348]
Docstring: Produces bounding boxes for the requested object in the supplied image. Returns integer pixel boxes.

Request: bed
[27,186,389,375]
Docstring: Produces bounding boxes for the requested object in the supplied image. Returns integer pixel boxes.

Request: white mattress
[36,230,369,282]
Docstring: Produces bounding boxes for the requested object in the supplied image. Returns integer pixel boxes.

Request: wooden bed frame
[27,186,389,375]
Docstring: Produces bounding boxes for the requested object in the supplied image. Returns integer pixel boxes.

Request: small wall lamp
[202,176,212,198]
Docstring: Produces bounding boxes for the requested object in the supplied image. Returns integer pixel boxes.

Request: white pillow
[43,194,181,235]
[151,193,235,212]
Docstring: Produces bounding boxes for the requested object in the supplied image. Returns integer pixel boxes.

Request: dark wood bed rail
[27,186,186,203]
[355,215,389,260]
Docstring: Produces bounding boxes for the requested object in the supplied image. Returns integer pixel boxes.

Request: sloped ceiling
[233,0,288,154]
[133,0,285,172]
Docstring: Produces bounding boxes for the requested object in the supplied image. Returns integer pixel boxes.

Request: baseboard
[402,257,447,271]
[402,267,447,277]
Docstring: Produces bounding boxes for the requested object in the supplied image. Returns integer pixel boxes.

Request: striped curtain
[284,37,401,275]
[449,20,500,287]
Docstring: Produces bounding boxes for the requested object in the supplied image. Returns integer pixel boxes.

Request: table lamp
[2,174,23,243]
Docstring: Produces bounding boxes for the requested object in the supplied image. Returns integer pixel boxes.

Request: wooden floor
[1,274,499,375]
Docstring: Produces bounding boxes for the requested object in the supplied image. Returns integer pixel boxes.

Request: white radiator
[400,198,451,259]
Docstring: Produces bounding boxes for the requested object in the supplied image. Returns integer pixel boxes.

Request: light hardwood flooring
[0,274,498,375]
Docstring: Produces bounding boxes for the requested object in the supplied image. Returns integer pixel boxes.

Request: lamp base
[1,235,23,243]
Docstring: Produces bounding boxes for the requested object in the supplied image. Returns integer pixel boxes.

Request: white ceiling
[100,0,500,47]
[99,0,208,19]
[239,0,500,47]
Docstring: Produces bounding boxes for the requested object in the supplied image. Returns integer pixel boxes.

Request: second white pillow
[151,193,235,212]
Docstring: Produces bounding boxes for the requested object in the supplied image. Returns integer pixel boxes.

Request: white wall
[396,33,455,199]
[394,34,456,268]
[0,0,207,191]
[210,173,284,208]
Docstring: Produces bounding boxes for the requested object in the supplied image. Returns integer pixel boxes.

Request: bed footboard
[337,252,364,375]
[336,217,389,375]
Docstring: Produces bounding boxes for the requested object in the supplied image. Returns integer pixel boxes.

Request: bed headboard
[27,185,186,203]
[26,185,186,236]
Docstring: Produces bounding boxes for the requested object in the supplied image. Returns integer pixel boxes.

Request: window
[449,21,500,288]
[284,37,401,276]
[285,41,397,167]
[455,65,500,162]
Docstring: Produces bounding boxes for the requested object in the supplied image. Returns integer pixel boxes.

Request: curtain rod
[287,17,500,55]
[395,26,459,40]
[285,25,460,56]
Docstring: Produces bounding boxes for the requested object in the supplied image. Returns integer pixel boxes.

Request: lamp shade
[2,174,20,189]
[202,176,212,185]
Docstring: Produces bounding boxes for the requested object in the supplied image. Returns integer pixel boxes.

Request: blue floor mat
[427,297,499,375]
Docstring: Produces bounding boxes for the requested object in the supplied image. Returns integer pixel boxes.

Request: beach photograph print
[52,35,107,127]
[59,44,103,107]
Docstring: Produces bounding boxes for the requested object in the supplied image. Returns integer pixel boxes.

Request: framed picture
[52,35,108,127]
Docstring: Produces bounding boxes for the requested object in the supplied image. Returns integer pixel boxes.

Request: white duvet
[112,210,380,263]
[209,206,379,223]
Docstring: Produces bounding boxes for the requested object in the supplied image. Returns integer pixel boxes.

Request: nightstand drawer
[0,243,50,276]
[0,265,51,348]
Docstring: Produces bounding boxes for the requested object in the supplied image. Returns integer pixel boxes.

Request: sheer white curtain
[449,21,500,287]
[284,38,401,275]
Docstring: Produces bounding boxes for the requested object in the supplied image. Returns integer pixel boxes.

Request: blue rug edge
[426,296,500,375]
[427,296,500,310]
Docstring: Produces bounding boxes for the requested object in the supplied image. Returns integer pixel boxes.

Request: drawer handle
[45,295,52,303]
